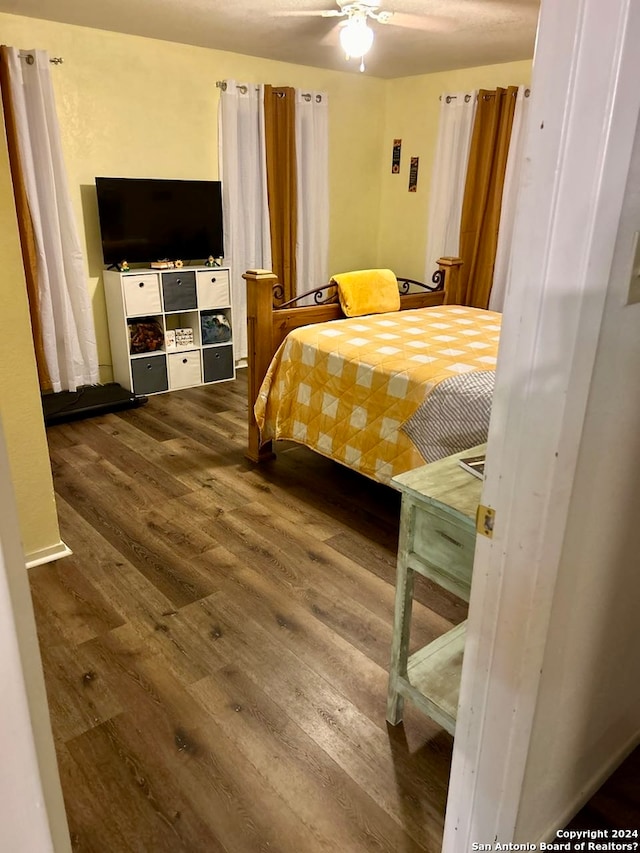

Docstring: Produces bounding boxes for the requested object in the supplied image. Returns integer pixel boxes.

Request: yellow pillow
[331,269,400,318]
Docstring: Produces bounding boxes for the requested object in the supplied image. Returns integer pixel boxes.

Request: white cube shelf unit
[103,266,235,396]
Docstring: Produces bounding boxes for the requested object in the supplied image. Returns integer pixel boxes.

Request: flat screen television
[95,177,224,266]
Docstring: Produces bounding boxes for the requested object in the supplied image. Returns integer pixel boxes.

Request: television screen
[95,177,224,266]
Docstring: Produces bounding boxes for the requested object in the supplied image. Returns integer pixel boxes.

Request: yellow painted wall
[377,59,532,280]
[0,12,387,382]
[0,111,61,558]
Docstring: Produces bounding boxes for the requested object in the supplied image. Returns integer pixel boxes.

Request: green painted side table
[386,445,485,734]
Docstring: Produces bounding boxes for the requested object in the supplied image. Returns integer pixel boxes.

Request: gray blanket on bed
[402,370,495,463]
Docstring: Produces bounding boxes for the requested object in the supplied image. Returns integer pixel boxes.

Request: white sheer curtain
[295,90,329,302]
[489,86,532,312]
[7,48,98,393]
[218,80,272,361]
[424,91,476,279]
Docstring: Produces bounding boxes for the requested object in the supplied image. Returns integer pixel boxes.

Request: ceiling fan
[323,1,389,70]
[319,0,394,24]
[281,1,454,72]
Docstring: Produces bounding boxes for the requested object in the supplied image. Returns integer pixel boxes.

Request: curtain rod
[19,51,63,65]
[216,80,322,103]
[440,88,531,103]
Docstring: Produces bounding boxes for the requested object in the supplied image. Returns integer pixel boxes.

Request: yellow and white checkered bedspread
[255,305,501,484]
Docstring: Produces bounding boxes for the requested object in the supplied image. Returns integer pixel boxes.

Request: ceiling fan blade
[382,12,459,33]
[271,8,343,17]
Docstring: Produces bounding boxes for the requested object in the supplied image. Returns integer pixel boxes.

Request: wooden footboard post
[436,257,464,304]
[243,269,278,463]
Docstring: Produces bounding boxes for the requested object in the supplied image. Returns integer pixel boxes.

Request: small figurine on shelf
[119,260,129,271]
[204,255,215,267]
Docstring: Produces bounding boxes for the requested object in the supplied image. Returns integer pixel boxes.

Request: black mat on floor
[42,383,147,426]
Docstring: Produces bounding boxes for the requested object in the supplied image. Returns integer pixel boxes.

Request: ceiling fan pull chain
[359,58,365,72]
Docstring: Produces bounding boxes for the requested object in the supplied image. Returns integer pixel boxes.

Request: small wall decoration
[392,138,402,174]
[408,157,419,192]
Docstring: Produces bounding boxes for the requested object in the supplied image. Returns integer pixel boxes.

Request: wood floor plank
[225,500,454,659]
[327,529,469,625]
[99,604,229,687]
[134,393,244,455]
[96,419,246,495]
[190,666,426,853]
[52,461,221,607]
[54,496,179,628]
[29,555,126,647]
[46,423,80,453]
[253,441,404,547]
[57,415,192,500]
[78,633,320,853]
[66,715,227,853]
[185,496,449,672]
[37,641,124,743]
[49,441,102,470]
[179,591,449,851]
[192,542,398,729]
[56,745,133,853]
[113,403,186,443]
[176,459,342,542]
[185,375,247,409]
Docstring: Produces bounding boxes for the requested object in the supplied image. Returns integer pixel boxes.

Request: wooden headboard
[243,257,464,463]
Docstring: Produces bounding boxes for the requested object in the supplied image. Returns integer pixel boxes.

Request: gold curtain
[447,86,518,308]
[0,46,52,391]
[264,85,297,303]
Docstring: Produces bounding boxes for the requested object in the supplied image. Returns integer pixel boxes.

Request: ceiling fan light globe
[339,19,374,58]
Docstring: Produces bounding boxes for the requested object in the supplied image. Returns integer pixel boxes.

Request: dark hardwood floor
[33,370,638,851]
[35,370,465,853]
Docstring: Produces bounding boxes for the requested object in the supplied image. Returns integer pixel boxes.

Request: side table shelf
[402,621,466,735]
[386,446,485,734]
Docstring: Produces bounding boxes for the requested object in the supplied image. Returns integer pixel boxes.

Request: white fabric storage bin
[122,274,162,316]
[167,350,202,389]
[196,269,230,309]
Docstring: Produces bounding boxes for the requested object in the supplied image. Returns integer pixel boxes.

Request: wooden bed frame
[243,256,464,464]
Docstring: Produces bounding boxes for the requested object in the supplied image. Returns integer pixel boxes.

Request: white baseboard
[25,540,72,569]
[535,729,640,843]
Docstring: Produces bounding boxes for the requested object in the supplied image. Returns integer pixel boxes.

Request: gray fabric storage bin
[203,345,234,383]
[161,270,197,312]
[131,354,169,395]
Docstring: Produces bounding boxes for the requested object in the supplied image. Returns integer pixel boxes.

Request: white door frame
[0,417,71,852]
[443,0,640,846]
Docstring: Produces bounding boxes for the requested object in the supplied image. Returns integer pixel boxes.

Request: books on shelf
[458,454,485,480]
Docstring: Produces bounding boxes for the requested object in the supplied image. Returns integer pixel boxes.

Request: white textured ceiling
[0,0,540,78]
